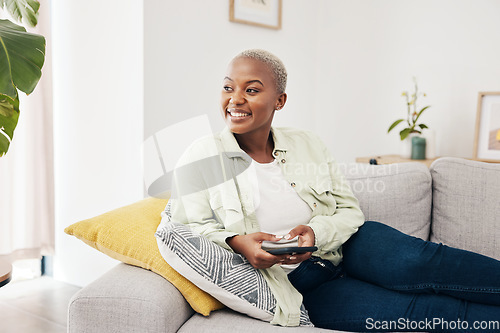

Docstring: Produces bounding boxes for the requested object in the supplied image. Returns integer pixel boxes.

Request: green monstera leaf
[0,95,19,156]
[0,18,45,156]
[0,19,45,96]
[1,0,40,28]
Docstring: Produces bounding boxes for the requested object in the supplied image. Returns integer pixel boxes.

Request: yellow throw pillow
[64,196,224,316]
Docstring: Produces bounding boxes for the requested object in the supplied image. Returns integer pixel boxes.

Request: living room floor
[0,277,80,333]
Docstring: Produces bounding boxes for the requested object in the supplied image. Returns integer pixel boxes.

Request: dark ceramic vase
[411,136,426,160]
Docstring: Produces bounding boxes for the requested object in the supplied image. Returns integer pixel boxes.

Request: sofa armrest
[430,157,500,260]
[68,263,194,333]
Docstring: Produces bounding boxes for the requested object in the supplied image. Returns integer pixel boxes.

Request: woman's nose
[229,92,244,104]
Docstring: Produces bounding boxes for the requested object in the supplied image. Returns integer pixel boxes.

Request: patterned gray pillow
[155,221,312,326]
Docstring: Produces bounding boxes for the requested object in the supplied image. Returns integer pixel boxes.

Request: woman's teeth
[228,110,250,117]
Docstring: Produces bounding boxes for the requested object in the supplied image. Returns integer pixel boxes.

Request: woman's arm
[166,138,241,251]
[169,177,239,251]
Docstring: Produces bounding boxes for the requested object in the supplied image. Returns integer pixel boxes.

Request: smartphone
[265,246,318,255]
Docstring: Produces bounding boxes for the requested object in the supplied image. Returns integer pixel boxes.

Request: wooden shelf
[356,155,500,167]
[356,155,438,168]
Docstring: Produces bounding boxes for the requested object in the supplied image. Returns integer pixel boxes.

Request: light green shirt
[169,126,365,326]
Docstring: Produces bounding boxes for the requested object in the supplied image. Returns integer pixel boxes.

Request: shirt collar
[220,127,245,158]
[220,126,289,159]
[270,126,288,154]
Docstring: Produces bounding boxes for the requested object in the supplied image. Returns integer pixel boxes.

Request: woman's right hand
[227,233,284,269]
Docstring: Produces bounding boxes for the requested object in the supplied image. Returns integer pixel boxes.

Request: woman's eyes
[223,86,259,93]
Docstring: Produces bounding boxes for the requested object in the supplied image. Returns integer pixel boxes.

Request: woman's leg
[342,221,500,305]
[301,275,500,332]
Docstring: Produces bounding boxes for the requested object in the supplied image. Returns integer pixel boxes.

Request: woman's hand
[227,225,316,269]
[282,225,316,265]
[227,232,284,269]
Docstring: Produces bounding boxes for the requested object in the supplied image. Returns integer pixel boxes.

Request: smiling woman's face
[221,57,286,137]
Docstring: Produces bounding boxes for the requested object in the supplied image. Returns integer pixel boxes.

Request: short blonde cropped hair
[235,49,287,94]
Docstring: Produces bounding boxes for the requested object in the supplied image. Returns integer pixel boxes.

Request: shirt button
[281,159,286,163]
[273,151,279,156]
[313,203,317,208]
[291,182,296,187]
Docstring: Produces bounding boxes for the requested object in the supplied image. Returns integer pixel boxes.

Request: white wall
[315,0,500,162]
[52,0,144,286]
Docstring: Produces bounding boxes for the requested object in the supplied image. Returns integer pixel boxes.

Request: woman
[167,49,500,331]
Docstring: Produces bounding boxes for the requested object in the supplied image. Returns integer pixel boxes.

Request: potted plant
[0,0,45,156]
[387,78,431,159]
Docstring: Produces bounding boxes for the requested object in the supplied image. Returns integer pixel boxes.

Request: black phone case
[265,246,318,255]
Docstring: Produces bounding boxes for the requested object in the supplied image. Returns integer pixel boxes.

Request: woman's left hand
[280,225,316,265]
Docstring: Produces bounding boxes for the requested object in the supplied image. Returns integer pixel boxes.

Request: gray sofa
[68,157,500,332]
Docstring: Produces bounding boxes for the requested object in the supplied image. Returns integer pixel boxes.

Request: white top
[250,159,312,272]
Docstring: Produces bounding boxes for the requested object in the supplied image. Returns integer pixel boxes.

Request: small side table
[0,259,12,288]
[356,154,438,168]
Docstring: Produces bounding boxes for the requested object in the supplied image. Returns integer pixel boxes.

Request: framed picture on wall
[229,0,282,30]
[474,92,500,162]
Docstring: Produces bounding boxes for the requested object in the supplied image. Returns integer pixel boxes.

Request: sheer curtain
[0,2,54,263]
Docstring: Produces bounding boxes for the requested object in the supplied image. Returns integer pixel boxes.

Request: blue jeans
[287,221,500,332]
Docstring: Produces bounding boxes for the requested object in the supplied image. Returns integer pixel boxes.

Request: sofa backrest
[344,162,432,240]
[430,157,500,260]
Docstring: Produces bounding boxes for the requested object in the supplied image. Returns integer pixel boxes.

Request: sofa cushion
[430,157,500,260]
[156,221,313,326]
[64,197,224,316]
[344,162,432,240]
